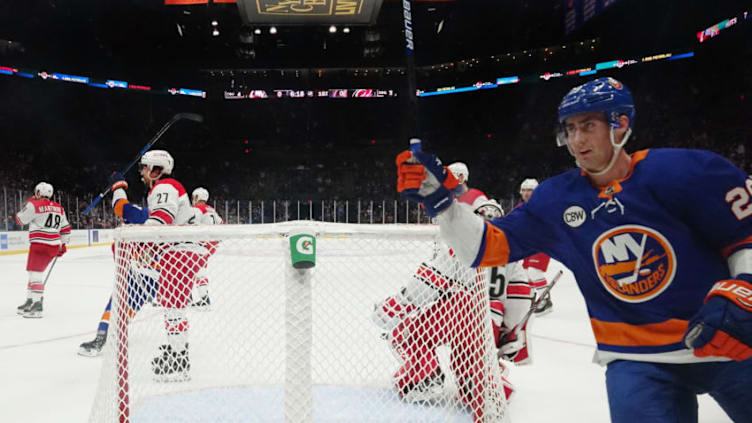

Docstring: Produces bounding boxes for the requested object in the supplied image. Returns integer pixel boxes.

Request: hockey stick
[81,112,204,216]
[43,256,58,285]
[497,270,563,353]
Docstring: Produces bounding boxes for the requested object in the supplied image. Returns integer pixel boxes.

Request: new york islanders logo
[592,225,676,303]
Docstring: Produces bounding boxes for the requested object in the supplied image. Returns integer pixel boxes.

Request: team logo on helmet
[607,77,623,90]
[592,225,676,303]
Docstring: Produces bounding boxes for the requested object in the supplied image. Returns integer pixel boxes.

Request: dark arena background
[0,1,750,422]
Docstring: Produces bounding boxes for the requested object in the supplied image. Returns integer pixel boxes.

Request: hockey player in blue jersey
[396,77,752,422]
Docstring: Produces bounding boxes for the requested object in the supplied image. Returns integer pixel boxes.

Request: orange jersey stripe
[477,222,510,267]
[590,318,688,347]
[113,198,128,218]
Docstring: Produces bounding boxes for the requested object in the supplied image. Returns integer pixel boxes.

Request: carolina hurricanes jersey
[375,240,531,336]
[513,202,553,274]
[406,242,531,328]
[458,149,752,365]
[192,203,223,225]
[457,188,488,210]
[146,179,194,226]
[15,198,71,246]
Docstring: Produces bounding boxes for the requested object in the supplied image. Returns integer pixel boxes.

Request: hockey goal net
[89,222,507,423]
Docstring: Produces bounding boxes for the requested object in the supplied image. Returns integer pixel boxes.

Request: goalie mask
[140,150,174,178]
[474,199,504,220]
[34,182,53,198]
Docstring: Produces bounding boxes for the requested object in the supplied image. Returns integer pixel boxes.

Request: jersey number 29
[726,178,752,220]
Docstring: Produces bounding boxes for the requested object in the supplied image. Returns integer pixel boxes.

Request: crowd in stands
[1,50,749,231]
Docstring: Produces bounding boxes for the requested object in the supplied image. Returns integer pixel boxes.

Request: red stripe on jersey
[29,198,64,214]
[721,235,752,258]
[195,204,209,214]
[507,284,533,297]
[30,231,61,239]
[529,279,547,288]
[60,226,71,234]
[150,209,174,224]
[150,178,187,197]
[457,188,486,206]
[416,265,451,291]
[165,319,189,333]
[522,253,551,271]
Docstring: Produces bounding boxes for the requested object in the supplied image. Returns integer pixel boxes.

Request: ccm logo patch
[592,225,677,303]
[563,205,586,228]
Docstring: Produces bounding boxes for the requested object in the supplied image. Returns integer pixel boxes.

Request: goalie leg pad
[159,251,202,309]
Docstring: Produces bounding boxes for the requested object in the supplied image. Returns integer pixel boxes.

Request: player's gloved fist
[396,139,460,217]
[683,278,752,361]
[108,171,128,191]
[57,244,67,257]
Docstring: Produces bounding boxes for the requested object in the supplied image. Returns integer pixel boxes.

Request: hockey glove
[108,171,128,191]
[396,139,460,217]
[683,279,752,361]
[497,323,532,364]
[57,244,67,257]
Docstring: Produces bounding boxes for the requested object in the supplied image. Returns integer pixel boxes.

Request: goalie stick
[82,112,204,216]
[497,270,564,354]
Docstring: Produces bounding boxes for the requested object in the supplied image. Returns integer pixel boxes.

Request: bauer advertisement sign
[237,0,383,25]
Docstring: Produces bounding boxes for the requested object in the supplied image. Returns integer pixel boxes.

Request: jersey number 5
[488,267,506,298]
[726,178,752,220]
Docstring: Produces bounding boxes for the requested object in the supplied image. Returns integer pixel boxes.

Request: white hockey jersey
[15,197,71,246]
[192,203,223,225]
[145,178,194,226]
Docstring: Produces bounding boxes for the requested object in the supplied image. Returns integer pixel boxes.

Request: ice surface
[0,245,731,422]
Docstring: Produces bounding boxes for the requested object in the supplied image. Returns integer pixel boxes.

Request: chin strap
[567,127,632,176]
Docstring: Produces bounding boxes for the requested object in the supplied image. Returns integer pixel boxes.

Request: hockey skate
[533,296,553,316]
[152,344,191,382]
[191,294,211,310]
[78,334,107,357]
[399,369,446,403]
[16,298,33,315]
[22,298,43,319]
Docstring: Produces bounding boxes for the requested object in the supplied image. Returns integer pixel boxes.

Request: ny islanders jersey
[470,149,752,364]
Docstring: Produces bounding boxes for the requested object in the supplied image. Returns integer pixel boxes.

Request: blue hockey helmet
[556,77,635,147]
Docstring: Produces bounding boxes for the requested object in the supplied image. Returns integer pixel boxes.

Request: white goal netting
[89,222,507,423]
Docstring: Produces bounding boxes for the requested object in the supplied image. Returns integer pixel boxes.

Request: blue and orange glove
[396,139,460,217]
[108,171,128,192]
[108,171,129,217]
[683,278,752,361]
